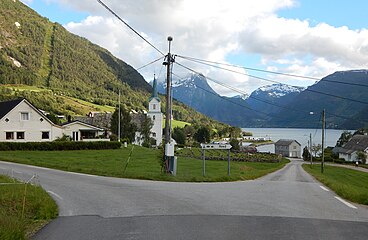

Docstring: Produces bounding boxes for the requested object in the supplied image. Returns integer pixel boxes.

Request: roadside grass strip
[0,146,289,182]
[0,175,58,240]
[303,164,368,205]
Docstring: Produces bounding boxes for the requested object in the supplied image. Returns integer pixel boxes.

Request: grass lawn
[0,146,289,182]
[303,164,368,205]
[163,119,191,129]
[0,175,58,240]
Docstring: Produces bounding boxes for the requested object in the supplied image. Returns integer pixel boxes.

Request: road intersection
[1,159,367,239]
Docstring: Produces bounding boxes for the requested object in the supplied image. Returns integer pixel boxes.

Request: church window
[153,116,156,120]
[153,104,156,110]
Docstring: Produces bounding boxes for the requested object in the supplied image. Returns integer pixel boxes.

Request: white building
[0,98,107,142]
[61,121,107,141]
[146,77,163,146]
[335,135,368,162]
[275,139,301,158]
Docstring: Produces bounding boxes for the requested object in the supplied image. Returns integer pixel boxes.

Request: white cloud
[49,0,368,96]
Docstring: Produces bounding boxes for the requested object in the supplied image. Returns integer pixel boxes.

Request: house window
[152,132,156,137]
[16,132,25,139]
[42,131,50,139]
[293,146,296,149]
[6,132,14,140]
[20,112,29,121]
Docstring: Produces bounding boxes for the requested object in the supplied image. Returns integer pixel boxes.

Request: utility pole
[164,36,174,172]
[164,36,173,145]
[310,133,312,166]
[118,89,121,142]
[321,109,325,173]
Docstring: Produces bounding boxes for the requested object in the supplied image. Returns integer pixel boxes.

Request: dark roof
[0,98,24,119]
[342,135,368,152]
[61,120,104,130]
[275,139,301,146]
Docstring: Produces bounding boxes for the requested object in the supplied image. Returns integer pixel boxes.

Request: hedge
[0,141,122,151]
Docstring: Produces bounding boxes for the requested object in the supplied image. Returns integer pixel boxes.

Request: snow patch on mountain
[172,74,197,88]
[232,94,250,100]
[254,83,305,98]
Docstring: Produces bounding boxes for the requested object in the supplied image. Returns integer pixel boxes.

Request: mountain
[270,70,368,129]
[247,83,305,115]
[157,73,263,127]
[157,71,368,129]
[0,0,227,130]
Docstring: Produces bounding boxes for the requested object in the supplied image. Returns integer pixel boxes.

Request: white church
[134,77,163,146]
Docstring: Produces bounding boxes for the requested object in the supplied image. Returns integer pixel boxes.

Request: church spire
[152,74,158,98]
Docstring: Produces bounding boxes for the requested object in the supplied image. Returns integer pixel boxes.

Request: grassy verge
[0,146,289,182]
[0,175,58,240]
[302,164,368,205]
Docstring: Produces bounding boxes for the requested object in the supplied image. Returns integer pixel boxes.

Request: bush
[334,158,346,164]
[0,141,121,151]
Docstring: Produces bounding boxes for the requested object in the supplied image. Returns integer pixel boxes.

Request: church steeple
[152,74,158,98]
[149,74,160,102]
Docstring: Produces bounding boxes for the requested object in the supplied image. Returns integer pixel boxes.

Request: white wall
[289,141,301,158]
[147,98,163,146]
[0,101,62,142]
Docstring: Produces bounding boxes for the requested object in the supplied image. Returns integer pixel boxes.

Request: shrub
[0,141,121,151]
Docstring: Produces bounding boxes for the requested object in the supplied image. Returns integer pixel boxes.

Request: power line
[177,55,320,81]
[171,73,271,118]
[97,0,165,56]
[175,62,367,125]
[177,56,368,105]
[177,55,368,88]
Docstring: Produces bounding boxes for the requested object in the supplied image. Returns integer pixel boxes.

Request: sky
[21,0,368,96]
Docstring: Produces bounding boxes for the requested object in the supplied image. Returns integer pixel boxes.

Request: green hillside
[0,0,227,129]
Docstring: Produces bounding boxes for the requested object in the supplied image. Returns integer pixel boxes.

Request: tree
[172,127,186,145]
[229,138,240,151]
[140,115,153,148]
[194,126,211,143]
[110,107,137,143]
[356,151,367,164]
[183,125,195,142]
[311,144,322,157]
[46,113,61,124]
[229,127,241,139]
[302,146,311,161]
[336,131,353,147]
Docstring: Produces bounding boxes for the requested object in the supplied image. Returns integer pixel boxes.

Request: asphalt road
[1,159,367,240]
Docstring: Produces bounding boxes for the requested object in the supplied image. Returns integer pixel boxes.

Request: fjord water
[242,128,351,153]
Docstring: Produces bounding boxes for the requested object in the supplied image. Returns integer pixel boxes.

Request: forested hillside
[0,0,227,129]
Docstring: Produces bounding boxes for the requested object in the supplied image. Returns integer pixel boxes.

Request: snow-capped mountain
[156,73,261,127]
[253,83,306,98]
[247,83,305,115]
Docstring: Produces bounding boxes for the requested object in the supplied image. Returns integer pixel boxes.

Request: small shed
[275,139,301,158]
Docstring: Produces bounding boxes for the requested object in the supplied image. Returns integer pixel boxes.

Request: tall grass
[0,175,58,239]
[303,164,368,205]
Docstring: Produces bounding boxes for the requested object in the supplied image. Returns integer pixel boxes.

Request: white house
[146,77,163,146]
[0,98,107,142]
[336,135,368,162]
[275,139,301,158]
[61,121,107,141]
[0,98,63,142]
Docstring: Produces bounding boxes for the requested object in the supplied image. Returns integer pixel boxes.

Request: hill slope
[0,0,226,129]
